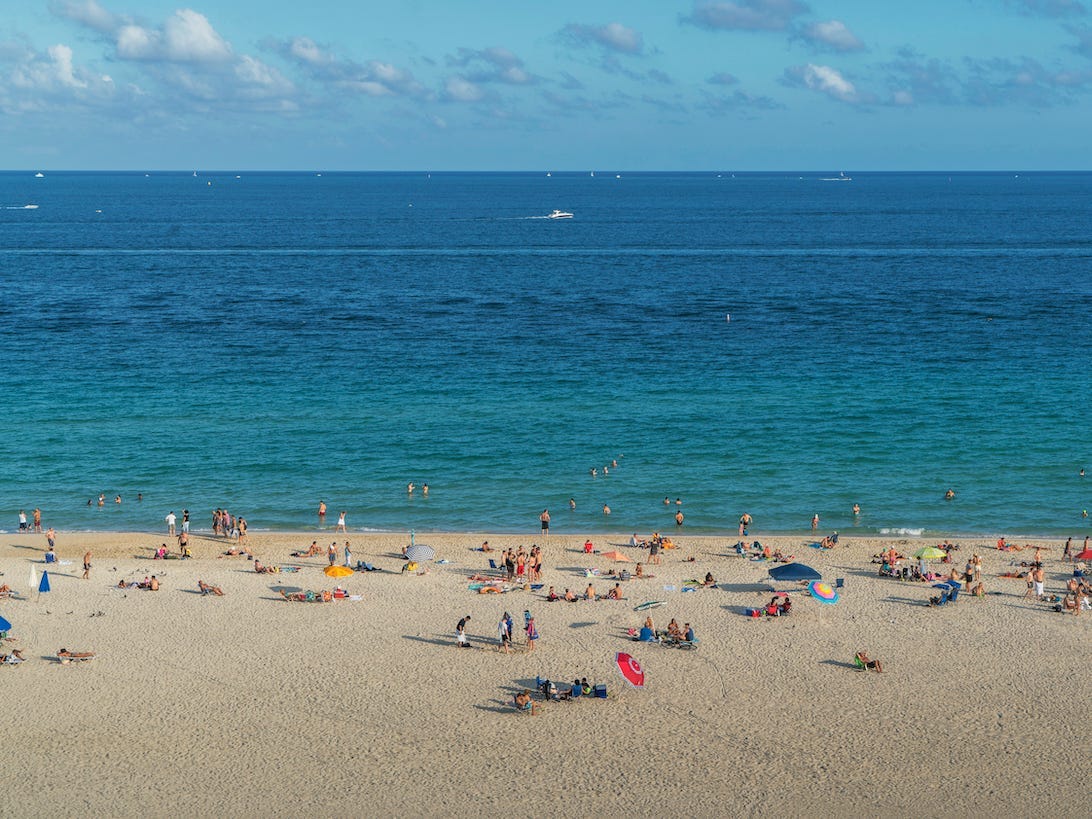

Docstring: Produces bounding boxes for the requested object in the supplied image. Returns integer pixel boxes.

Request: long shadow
[883,595,928,607]
[569,621,598,628]
[820,659,861,671]
[717,582,770,594]
[269,585,303,594]
[402,634,455,648]
[472,702,514,715]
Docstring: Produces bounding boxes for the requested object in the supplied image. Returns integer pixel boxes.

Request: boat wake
[5,204,39,209]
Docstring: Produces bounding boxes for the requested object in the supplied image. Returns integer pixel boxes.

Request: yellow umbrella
[324,565,354,578]
[600,550,631,562]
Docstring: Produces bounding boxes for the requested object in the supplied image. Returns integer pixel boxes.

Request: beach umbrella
[768,563,821,583]
[913,547,946,560]
[324,565,353,578]
[616,652,646,688]
[808,581,840,605]
[600,550,631,563]
[0,615,11,633]
[1075,548,1092,561]
[405,544,435,562]
[28,564,37,590]
[38,570,51,599]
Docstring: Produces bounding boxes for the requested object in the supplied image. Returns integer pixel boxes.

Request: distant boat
[34,172,44,178]
[547,209,573,219]
[590,171,595,177]
[546,172,552,177]
[821,171,852,181]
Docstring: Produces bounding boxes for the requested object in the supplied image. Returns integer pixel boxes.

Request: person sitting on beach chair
[57,648,95,663]
[1,649,26,665]
[854,651,883,673]
[198,580,224,596]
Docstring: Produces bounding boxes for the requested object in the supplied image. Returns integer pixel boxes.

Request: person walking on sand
[318,500,326,526]
[82,550,92,580]
[165,511,176,536]
[540,509,550,536]
[335,511,347,533]
[46,527,56,550]
[497,613,512,654]
[343,541,352,567]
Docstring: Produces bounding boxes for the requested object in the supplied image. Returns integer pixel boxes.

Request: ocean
[1,170,1090,537]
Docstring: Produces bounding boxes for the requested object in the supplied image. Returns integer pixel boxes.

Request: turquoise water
[1,171,1091,536]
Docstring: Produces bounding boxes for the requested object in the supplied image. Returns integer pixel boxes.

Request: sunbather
[198,580,224,596]
[702,572,716,587]
[546,586,559,601]
[58,648,95,663]
[854,651,883,673]
[607,583,623,600]
[564,588,577,602]
[1,649,26,664]
[585,583,596,601]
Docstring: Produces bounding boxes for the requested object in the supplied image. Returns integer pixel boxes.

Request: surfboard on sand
[633,600,664,611]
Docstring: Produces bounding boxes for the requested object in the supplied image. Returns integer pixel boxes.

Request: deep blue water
[1,170,1091,536]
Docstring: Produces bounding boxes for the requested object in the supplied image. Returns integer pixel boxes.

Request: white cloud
[784,63,860,102]
[562,22,644,54]
[6,41,115,105]
[50,0,118,34]
[707,72,739,85]
[115,9,232,63]
[799,20,865,53]
[268,37,428,98]
[686,0,809,32]
[444,76,484,102]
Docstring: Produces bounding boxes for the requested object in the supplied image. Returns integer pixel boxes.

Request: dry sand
[0,529,1088,818]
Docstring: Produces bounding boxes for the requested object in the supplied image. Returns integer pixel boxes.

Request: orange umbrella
[600,550,631,562]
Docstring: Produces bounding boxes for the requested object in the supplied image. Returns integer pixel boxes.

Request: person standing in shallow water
[540,509,550,536]
[318,501,326,527]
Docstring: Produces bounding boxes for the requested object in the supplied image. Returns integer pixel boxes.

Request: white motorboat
[547,209,573,219]
[821,171,852,181]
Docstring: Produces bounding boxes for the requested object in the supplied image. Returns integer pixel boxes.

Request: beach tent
[768,563,821,583]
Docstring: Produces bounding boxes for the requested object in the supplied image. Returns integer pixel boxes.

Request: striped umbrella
[405,544,435,562]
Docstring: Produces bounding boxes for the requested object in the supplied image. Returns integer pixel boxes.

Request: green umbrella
[913,546,946,560]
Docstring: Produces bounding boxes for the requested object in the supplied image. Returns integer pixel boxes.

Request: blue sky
[3,0,1092,169]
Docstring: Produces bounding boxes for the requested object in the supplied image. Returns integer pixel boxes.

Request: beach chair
[835,578,845,589]
[928,588,950,607]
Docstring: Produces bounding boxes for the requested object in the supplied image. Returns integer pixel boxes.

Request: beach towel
[662,585,676,592]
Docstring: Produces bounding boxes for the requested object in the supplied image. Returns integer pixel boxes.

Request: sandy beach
[0,528,1088,818]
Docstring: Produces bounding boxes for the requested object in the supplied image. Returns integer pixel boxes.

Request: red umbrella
[616,652,645,688]
[1075,548,1092,561]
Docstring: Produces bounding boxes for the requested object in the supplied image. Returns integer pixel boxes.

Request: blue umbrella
[39,570,51,594]
[0,615,12,632]
[769,563,821,583]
